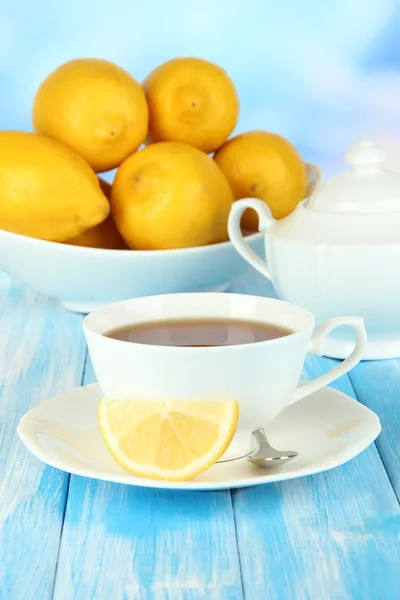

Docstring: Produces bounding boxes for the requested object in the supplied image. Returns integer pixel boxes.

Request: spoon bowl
[247,428,298,469]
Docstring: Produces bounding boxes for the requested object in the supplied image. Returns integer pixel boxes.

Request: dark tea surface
[106,318,293,347]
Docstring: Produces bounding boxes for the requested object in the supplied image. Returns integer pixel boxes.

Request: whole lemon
[214,131,307,228]
[33,58,149,173]
[143,57,239,153]
[0,131,109,241]
[66,179,127,249]
[111,142,234,250]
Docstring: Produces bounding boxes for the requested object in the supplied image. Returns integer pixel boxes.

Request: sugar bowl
[229,141,400,359]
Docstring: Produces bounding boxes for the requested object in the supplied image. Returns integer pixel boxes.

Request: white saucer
[17,383,381,491]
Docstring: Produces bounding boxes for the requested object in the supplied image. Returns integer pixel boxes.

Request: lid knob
[345,140,385,173]
[306,139,400,214]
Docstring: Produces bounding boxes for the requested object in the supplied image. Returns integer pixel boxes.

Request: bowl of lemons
[0,57,318,313]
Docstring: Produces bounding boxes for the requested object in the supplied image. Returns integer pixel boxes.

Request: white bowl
[0,164,318,313]
[0,229,264,313]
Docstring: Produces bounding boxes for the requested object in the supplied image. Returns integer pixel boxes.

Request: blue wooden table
[0,269,399,600]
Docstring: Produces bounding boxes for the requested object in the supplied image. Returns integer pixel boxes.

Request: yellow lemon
[214,130,307,228]
[98,397,239,481]
[0,131,109,241]
[33,58,149,173]
[111,142,234,250]
[143,57,239,153]
[66,178,127,249]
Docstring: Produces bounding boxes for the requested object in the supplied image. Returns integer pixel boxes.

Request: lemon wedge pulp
[98,397,239,481]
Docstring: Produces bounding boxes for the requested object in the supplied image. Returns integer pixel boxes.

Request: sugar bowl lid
[306,140,400,214]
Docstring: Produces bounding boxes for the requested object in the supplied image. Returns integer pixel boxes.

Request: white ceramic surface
[228,141,400,359]
[17,382,381,491]
[83,293,366,460]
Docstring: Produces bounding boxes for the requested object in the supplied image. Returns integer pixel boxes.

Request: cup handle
[228,198,275,281]
[289,316,367,405]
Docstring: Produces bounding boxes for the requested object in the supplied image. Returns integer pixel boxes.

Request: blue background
[1,0,399,176]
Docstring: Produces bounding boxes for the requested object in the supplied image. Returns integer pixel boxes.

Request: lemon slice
[98,397,239,481]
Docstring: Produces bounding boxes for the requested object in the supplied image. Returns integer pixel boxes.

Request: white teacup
[83,293,366,461]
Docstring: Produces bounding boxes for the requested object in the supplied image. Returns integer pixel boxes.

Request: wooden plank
[349,359,400,501]
[0,275,87,600]
[53,358,244,600]
[233,356,400,600]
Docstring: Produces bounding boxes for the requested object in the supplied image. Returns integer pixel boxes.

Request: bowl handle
[228,163,322,281]
[228,198,274,281]
[305,162,322,196]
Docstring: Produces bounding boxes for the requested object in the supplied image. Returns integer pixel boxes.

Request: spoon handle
[253,428,274,453]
